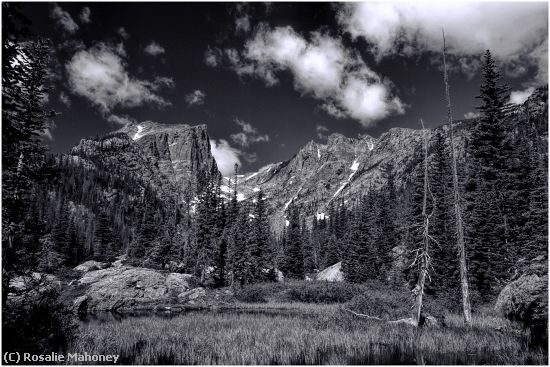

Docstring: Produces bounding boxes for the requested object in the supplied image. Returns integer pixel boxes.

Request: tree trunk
[442,30,472,324]
[413,119,431,326]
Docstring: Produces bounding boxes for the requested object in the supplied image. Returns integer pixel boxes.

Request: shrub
[3,285,78,355]
[235,286,268,303]
[344,281,412,320]
[286,281,362,303]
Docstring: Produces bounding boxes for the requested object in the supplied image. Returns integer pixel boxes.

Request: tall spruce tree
[429,130,459,299]
[465,50,513,300]
[249,189,273,282]
[228,203,253,287]
[282,203,304,278]
[94,210,117,262]
[342,195,376,283]
[376,165,399,280]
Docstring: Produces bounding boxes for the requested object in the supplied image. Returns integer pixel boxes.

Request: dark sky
[14,2,547,174]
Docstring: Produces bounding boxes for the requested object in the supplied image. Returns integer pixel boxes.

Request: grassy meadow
[69,281,547,365]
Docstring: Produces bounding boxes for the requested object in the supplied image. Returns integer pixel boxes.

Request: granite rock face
[70,122,218,199]
[76,266,198,311]
[495,256,548,342]
[233,125,466,232]
[66,87,547,238]
[316,262,344,282]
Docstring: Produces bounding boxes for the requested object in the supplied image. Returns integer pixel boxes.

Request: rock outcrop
[72,264,234,312]
[316,262,344,282]
[70,122,218,200]
[74,260,106,273]
[495,257,548,343]
[75,266,198,311]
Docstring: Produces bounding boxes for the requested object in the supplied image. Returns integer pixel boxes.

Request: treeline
[271,51,548,308]
[292,51,547,306]
[2,3,77,354]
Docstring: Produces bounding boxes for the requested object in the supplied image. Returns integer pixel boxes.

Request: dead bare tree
[411,118,434,327]
[442,30,472,324]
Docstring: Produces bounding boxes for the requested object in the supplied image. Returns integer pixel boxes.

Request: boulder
[73,295,88,314]
[177,287,206,301]
[316,262,344,282]
[79,266,197,312]
[495,272,548,340]
[274,268,284,282]
[112,255,127,268]
[74,260,106,273]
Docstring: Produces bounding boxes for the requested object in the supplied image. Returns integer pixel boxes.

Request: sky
[13,2,548,175]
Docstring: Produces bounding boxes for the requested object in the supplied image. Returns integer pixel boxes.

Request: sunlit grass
[69,306,547,365]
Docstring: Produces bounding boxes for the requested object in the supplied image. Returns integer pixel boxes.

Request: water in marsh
[75,308,546,365]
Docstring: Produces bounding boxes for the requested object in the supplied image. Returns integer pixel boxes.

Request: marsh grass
[234,280,366,304]
[70,305,547,365]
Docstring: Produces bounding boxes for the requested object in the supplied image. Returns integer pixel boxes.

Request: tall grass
[70,307,547,365]
[234,280,366,304]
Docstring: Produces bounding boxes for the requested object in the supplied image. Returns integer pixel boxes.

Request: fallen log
[343,307,418,326]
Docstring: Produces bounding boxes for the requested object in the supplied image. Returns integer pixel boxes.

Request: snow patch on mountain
[284,198,293,210]
[246,172,259,181]
[333,160,360,199]
[133,125,145,141]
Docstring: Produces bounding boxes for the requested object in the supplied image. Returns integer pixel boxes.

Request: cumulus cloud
[106,114,136,126]
[230,118,270,147]
[58,91,71,107]
[510,87,535,105]
[80,7,91,23]
[464,111,480,119]
[225,24,404,126]
[117,27,130,39]
[210,139,242,176]
[316,124,329,139]
[185,90,206,106]
[50,4,79,34]
[337,3,547,83]
[205,46,222,67]
[66,42,173,113]
[40,121,56,142]
[144,41,165,56]
[234,4,251,34]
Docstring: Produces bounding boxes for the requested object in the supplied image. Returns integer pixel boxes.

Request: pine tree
[94,210,117,262]
[429,130,459,299]
[376,165,399,280]
[282,203,304,278]
[51,202,70,266]
[228,203,253,287]
[2,8,57,306]
[465,49,513,300]
[65,218,82,267]
[342,195,376,283]
[249,189,274,282]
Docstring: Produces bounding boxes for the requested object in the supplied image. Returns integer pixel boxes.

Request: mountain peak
[118,121,207,141]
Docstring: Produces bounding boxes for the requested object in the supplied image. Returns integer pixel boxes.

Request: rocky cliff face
[70,121,218,200]
[232,124,467,230]
[230,87,547,232]
[67,87,547,233]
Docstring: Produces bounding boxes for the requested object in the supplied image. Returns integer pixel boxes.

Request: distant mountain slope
[65,86,548,234]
